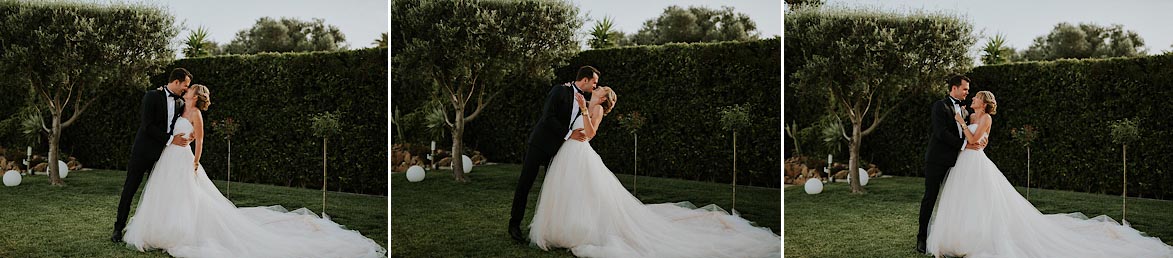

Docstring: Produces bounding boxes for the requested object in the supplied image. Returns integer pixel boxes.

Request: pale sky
[82,0,389,58]
[823,0,1173,58]
[571,0,782,48]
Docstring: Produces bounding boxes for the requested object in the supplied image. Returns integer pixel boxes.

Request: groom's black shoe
[508,225,525,244]
[915,241,927,255]
[111,229,124,243]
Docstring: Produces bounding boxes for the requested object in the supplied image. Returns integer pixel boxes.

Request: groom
[916,74,984,253]
[508,66,599,243]
[111,68,195,243]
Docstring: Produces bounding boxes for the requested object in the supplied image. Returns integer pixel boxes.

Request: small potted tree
[311,111,343,215]
[1109,118,1139,222]
[618,111,646,196]
[719,104,752,213]
[211,117,240,198]
[1011,124,1038,199]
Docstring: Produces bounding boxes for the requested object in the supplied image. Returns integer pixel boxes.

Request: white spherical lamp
[57,160,70,179]
[804,178,823,194]
[462,155,473,173]
[858,168,869,186]
[3,170,21,186]
[406,166,426,182]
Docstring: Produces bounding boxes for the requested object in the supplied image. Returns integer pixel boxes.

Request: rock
[471,151,486,165]
[33,162,48,172]
[411,155,426,166]
[68,160,82,171]
[867,164,882,177]
[794,177,807,186]
[437,157,452,167]
[834,170,848,179]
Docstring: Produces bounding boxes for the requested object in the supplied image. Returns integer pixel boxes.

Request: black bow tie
[951,98,963,105]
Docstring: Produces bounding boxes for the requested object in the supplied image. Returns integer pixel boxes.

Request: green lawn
[391,163,781,257]
[0,170,387,257]
[785,176,1173,258]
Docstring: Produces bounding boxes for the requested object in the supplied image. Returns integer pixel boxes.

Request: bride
[122,84,385,258]
[928,91,1173,258]
[528,87,780,258]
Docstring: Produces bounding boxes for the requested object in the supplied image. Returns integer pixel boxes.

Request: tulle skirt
[122,145,385,258]
[529,140,780,258]
[928,149,1173,258]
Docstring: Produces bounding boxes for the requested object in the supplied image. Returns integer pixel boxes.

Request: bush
[788,53,1173,199]
[457,39,782,187]
[48,48,388,195]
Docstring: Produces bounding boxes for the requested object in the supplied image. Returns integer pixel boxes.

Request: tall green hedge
[452,39,782,187]
[38,48,388,195]
[788,54,1173,199]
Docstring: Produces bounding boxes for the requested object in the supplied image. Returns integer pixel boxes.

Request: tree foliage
[626,5,758,46]
[392,0,581,182]
[0,0,177,185]
[786,7,975,192]
[981,33,1013,65]
[222,17,347,54]
[1020,22,1147,61]
[588,16,622,49]
[183,26,216,58]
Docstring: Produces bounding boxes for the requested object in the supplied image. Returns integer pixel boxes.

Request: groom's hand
[569,129,588,142]
[171,133,192,147]
[965,142,984,150]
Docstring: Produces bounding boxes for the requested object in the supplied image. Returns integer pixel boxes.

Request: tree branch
[465,89,500,122]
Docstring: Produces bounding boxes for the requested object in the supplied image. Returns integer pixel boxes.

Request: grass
[391,163,781,257]
[785,176,1173,258]
[0,169,387,257]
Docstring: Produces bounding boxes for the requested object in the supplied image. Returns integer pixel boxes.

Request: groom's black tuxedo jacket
[924,97,967,167]
[527,82,582,155]
[130,89,184,162]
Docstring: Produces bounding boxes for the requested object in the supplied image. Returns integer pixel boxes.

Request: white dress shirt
[564,82,582,140]
[165,87,178,147]
[950,96,966,150]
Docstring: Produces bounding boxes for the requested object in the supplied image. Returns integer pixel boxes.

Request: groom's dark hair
[576,66,600,81]
[946,74,970,89]
[169,68,192,83]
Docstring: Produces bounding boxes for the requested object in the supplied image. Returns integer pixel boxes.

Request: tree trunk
[227,139,232,199]
[322,137,328,214]
[732,130,737,212]
[849,122,863,193]
[48,114,64,186]
[451,109,468,182]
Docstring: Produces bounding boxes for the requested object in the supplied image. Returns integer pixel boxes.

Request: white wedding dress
[122,117,385,258]
[528,116,780,258]
[928,124,1173,258]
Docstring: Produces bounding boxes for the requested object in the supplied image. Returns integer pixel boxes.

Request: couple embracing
[508,66,781,258]
[917,75,1173,257]
[110,68,385,258]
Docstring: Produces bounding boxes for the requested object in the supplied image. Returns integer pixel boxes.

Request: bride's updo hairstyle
[601,87,617,115]
[191,84,211,111]
[975,90,997,115]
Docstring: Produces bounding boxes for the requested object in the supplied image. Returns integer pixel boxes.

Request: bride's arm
[583,105,604,139]
[192,111,205,171]
[954,113,990,145]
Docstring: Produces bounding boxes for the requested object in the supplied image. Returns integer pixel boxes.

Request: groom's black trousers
[114,156,160,231]
[917,163,951,244]
[510,145,556,228]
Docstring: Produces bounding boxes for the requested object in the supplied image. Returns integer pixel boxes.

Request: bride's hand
[574,92,587,108]
[193,163,199,173]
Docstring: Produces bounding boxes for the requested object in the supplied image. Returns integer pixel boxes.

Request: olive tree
[786,7,976,193]
[392,0,581,182]
[0,1,176,185]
